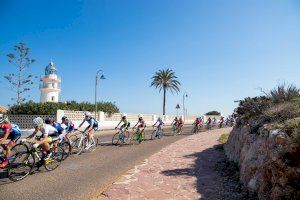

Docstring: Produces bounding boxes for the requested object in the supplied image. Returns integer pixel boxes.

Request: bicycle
[130,128,144,145]
[191,125,200,134]
[151,126,164,140]
[7,137,64,182]
[172,124,182,136]
[112,128,130,145]
[72,130,97,155]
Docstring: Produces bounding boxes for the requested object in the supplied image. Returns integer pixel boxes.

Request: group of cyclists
[0,112,232,175]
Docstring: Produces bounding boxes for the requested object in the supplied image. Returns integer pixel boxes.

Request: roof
[0,105,8,114]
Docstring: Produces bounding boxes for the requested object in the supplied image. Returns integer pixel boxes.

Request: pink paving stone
[98,128,232,200]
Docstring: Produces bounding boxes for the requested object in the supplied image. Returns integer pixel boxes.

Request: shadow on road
[160,144,225,200]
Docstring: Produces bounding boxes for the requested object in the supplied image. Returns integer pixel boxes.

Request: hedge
[8,101,119,115]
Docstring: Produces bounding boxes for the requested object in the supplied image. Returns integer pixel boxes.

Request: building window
[52,96,55,101]
[52,83,55,88]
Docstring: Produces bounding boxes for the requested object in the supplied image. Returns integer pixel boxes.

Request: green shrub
[268,84,300,104]
[218,133,229,143]
[206,111,221,115]
[8,101,119,115]
[235,96,271,122]
[263,102,300,123]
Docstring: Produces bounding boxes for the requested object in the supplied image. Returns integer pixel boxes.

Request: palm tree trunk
[163,87,166,115]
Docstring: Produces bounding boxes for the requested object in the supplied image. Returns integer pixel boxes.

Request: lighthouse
[40,61,61,103]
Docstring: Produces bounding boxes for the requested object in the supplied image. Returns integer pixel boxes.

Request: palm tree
[151,69,181,115]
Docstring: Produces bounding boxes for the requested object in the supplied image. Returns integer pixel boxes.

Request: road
[0,126,197,200]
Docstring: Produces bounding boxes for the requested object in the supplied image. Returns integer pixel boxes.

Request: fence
[8,115,56,129]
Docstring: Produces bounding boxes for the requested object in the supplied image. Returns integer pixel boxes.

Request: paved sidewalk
[99,127,232,200]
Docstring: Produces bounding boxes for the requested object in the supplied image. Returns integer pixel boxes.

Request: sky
[1,0,300,116]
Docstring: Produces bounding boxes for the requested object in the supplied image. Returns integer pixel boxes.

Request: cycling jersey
[137,119,145,127]
[82,117,98,130]
[157,119,164,126]
[64,120,74,133]
[0,123,21,142]
[178,119,183,125]
[40,124,58,138]
[53,122,65,135]
[195,119,200,125]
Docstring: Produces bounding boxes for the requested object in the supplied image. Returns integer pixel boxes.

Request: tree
[206,111,221,116]
[4,42,36,105]
[151,69,180,115]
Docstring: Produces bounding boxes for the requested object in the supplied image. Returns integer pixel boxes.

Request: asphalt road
[0,126,197,200]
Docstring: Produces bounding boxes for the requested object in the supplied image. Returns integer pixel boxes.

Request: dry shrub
[263,102,300,123]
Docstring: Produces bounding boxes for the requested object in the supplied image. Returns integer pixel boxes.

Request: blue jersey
[53,122,64,135]
[11,124,21,135]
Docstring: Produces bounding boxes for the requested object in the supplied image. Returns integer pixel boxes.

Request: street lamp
[182,92,188,120]
[176,104,180,117]
[95,68,106,119]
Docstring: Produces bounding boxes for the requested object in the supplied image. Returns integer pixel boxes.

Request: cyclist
[45,117,66,153]
[78,112,98,150]
[219,116,224,128]
[27,117,58,164]
[115,113,130,134]
[177,116,184,134]
[61,116,74,142]
[133,114,146,140]
[206,117,212,129]
[193,117,201,131]
[153,116,164,132]
[0,114,21,168]
[171,117,179,131]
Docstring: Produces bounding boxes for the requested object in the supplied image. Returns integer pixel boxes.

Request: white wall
[57,110,197,130]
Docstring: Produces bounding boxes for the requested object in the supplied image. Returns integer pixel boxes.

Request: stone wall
[225,125,300,199]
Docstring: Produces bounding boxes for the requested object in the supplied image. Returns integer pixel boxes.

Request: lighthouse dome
[45,61,58,75]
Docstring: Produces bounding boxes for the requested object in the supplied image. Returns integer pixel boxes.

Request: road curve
[0,127,196,200]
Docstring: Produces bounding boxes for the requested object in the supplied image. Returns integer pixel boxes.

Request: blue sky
[1,0,300,116]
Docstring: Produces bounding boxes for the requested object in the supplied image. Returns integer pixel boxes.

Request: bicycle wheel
[76,137,85,155]
[130,132,140,145]
[11,143,30,155]
[44,147,63,171]
[112,133,120,145]
[88,137,97,152]
[59,141,71,160]
[157,131,163,139]
[151,130,157,140]
[0,145,6,160]
[7,151,35,182]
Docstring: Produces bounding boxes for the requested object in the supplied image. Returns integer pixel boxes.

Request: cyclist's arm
[27,127,39,139]
[133,122,139,128]
[115,121,121,128]
[78,120,85,128]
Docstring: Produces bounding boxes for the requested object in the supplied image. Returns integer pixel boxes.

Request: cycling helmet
[138,114,143,119]
[158,116,161,120]
[44,117,53,124]
[0,114,8,124]
[61,116,67,121]
[121,113,127,118]
[84,112,92,117]
[33,117,44,128]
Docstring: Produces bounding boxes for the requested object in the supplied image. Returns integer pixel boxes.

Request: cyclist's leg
[40,137,52,153]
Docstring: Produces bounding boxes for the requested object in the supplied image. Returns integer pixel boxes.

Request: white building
[40,61,61,103]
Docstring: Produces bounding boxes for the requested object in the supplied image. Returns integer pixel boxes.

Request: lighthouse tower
[40,61,61,103]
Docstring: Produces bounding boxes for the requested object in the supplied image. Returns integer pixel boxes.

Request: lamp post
[176,104,180,117]
[95,68,106,119]
[182,92,188,121]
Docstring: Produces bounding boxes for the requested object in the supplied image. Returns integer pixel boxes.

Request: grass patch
[218,133,229,143]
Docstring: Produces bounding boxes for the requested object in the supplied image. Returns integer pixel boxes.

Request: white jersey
[41,124,57,137]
